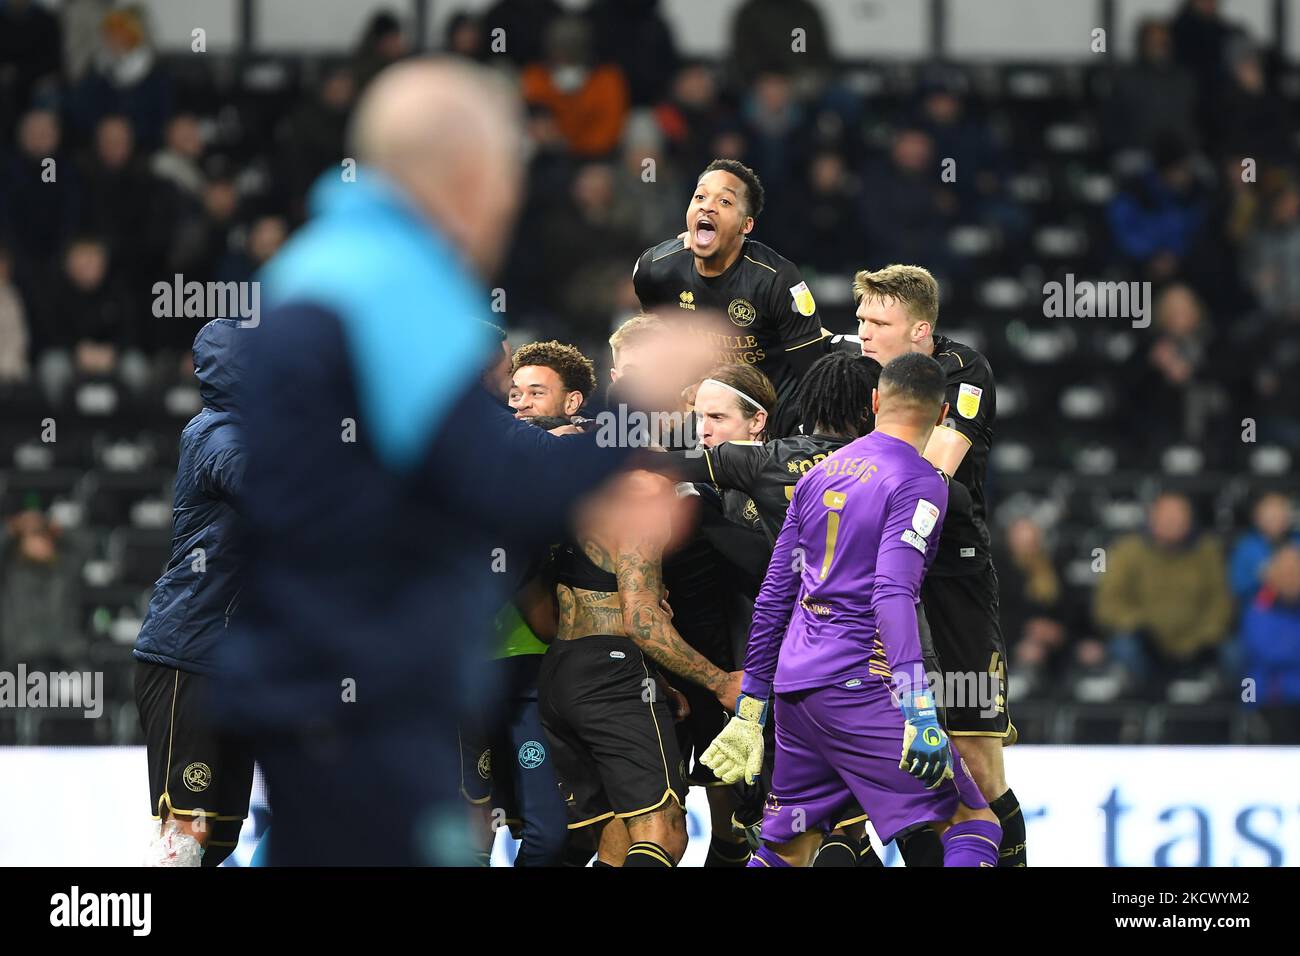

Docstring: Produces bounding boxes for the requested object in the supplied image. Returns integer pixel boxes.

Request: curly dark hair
[797,352,882,438]
[510,340,597,400]
[700,158,765,220]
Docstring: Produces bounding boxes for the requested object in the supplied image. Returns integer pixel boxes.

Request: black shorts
[538,636,686,829]
[676,682,731,787]
[919,566,1014,740]
[135,660,255,856]
[457,718,494,807]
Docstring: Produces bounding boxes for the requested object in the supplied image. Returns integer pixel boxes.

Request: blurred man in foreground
[215,59,636,865]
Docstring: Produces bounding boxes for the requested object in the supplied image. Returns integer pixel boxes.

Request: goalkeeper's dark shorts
[538,635,686,830]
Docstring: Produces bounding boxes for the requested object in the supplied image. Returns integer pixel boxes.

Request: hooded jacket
[133,318,247,674]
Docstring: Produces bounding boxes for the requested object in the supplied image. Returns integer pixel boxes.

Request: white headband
[702,377,765,413]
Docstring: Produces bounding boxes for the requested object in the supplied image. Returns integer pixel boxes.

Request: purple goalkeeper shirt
[740,430,949,698]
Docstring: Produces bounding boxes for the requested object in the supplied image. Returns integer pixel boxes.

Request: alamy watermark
[0,665,103,718]
[1043,274,1151,329]
[152,274,260,328]
[591,403,704,457]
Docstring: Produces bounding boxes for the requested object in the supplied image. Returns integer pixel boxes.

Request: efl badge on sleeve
[789,281,816,317]
[957,383,982,419]
[912,499,940,536]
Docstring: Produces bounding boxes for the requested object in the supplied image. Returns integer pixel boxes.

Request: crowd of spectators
[0,0,1297,740]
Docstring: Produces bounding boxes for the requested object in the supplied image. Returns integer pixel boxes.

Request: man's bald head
[349,57,524,277]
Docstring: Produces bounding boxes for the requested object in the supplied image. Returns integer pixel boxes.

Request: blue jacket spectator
[1229,493,1299,604]
[134,318,248,674]
[1240,547,1300,704]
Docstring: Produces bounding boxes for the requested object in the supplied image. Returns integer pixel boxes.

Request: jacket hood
[193,318,248,414]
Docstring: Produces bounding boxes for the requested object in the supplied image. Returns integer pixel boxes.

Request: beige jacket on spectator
[1094,533,1233,660]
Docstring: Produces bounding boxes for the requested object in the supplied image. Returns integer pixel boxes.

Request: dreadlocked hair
[797,351,882,438]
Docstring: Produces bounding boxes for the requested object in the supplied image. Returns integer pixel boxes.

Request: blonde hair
[852,264,940,330]
[608,313,666,361]
[702,363,776,424]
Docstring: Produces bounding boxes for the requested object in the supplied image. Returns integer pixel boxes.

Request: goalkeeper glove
[700,693,768,785]
[898,690,953,790]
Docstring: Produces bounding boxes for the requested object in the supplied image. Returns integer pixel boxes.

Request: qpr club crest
[728,298,757,327]
[518,740,546,769]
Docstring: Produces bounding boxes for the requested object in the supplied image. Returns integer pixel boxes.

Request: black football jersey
[633,237,826,437]
[929,334,996,576]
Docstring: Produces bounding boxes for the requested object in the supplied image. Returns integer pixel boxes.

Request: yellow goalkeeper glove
[700,694,767,785]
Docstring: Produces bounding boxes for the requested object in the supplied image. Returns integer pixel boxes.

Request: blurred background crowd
[0,0,1297,745]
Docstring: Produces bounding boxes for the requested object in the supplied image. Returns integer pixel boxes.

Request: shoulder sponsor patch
[957,382,982,419]
[789,281,816,317]
[912,499,940,537]
[901,529,928,553]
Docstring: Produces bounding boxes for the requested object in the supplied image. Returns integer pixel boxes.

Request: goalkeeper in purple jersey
[701,353,1001,867]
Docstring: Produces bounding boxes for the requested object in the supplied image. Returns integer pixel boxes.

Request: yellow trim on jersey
[703,448,718,484]
[941,427,973,447]
[651,246,690,263]
[744,255,778,273]
[937,350,965,368]
[726,440,762,445]
[785,333,828,352]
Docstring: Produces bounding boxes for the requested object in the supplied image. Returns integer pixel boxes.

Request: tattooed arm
[616,534,740,706]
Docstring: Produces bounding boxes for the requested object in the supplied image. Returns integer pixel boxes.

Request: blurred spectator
[68,5,174,148]
[1231,493,1300,604]
[536,162,643,334]
[1170,0,1241,114]
[783,149,859,274]
[1091,492,1233,697]
[1107,133,1209,280]
[1121,283,1221,449]
[443,11,488,62]
[78,114,164,287]
[611,113,683,247]
[1239,546,1300,708]
[654,63,730,175]
[1102,18,1197,152]
[729,0,831,86]
[1242,178,1300,323]
[60,0,112,84]
[276,66,355,215]
[0,0,63,112]
[589,0,679,107]
[860,127,956,273]
[481,0,563,69]
[740,72,808,201]
[1212,41,1289,163]
[0,243,31,384]
[35,236,141,400]
[0,109,81,282]
[217,214,289,285]
[1249,320,1300,448]
[352,10,410,92]
[995,516,1069,698]
[150,113,206,200]
[0,507,83,669]
[521,16,629,158]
